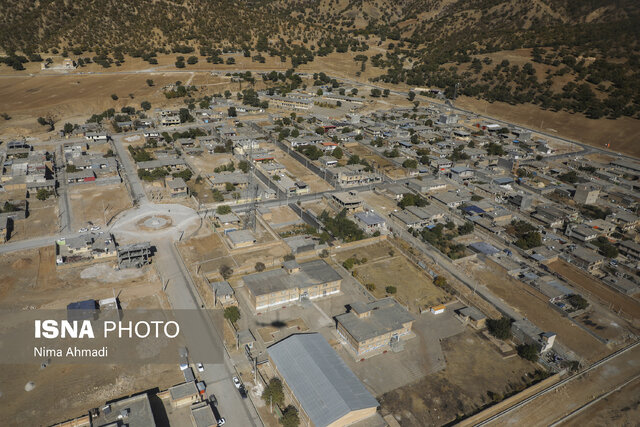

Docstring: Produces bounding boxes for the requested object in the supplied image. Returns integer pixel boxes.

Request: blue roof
[462,205,485,214]
[469,242,500,255]
[67,300,97,310]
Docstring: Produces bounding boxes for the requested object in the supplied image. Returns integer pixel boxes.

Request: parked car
[217,418,226,426]
[179,362,189,371]
[239,385,248,399]
[232,376,241,389]
[196,363,204,372]
[90,226,101,231]
[78,228,88,233]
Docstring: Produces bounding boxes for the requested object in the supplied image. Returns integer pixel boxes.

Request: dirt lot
[3,198,59,242]
[360,190,402,214]
[460,257,608,362]
[344,143,406,179]
[491,344,640,427]
[379,330,538,426]
[547,260,640,324]
[0,247,178,426]
[69,183,131,230]
[455,96,640,158]
[334,241,449,312]
[272,146,333,193]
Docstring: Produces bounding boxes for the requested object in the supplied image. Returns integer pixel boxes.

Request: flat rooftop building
[92,393,156,427]
[267,333,379,427]
[336,298,415,357]
[243,259,342,311]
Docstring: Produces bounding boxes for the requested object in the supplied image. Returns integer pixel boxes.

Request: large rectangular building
[267,333,379,427]
[336,298,415,357]
[243,259,342,311]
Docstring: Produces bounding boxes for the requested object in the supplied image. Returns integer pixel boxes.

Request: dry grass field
[1,198,59,242]
[69,184,131,230]
[460,257,608,362]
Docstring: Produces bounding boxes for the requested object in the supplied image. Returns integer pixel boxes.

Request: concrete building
[353,211,386,233]
[210,280,237,307]
[168,382,200,408]
[574,184,600,205]
[619,240,640,261]
[267,333,379,427]
[90,393,156,427]
[330,191,363,213]
[243,259,342,311]
[166,177,188,197]
[117,242,152,268]
[456,306,487,329]
[190,401,217,427]
[568,246,604,273]
[336,298,415,358]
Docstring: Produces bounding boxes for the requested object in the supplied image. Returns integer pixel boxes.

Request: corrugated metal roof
[267,334,378,427]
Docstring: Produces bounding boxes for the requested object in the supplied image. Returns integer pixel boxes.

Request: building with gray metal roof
[267,333,378,427]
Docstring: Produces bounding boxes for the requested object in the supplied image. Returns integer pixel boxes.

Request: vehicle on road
[233,376,241,389]
[217,418,225,426]
[179,362,189,371]
[90,226,101,231]
[78,228,88,233]
[239,385,248,399]
[196,363,204,372]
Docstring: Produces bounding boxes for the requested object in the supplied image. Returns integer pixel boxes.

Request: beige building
[329,190,363,213]
[574,184,600,205]
[336,298,415,358]
[243,260,342,311]
[267,333,379,427]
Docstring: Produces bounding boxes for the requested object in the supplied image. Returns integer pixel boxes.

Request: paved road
[110,135,148,204]
[55,145,73,232]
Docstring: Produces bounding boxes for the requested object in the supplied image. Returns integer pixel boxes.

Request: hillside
[0,0,639,120]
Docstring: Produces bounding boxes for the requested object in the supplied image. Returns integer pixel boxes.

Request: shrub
[223,306,241,324]
[517,344,539,362]
[255,262,266,272]
[487,316,512,340]
[385,286,397,294]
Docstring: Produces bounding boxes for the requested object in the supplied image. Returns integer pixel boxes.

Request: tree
[385,286,397,294]
[36,189,50,201]
[315,126,325,135]
[217,205,232,215]
[487,317,512,340]
[228,107,237,117]
[238,160,250,173]
[223,306,241,324]
[63,122,74,135]
[402,159,418,169]
[280,405,300,427]
[517,344,539,362]
[219,264,234,280]
[567,294,588,310]
[224,90,232,99]
[187,56,198,65]
[146,79,154,87]
[262,378,285,406]
[255,262,266,272]
[332,147,343,159]
[370,88,381,97]
[141,101,151,111]
[408,91,416,101]
[111,94,118,100]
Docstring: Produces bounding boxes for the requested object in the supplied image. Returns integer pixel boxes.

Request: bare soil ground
[360,190,401,214]
[271,146,333,193]
[454,96,640,158]
[334,240,449,312]
[344,143,406,179]
[460,257,608,362]
[490,344,640,427]
[547,260,640,324]
[379,330,538,426]
[0,248,178,426]
[3,198,59,242]
[69,184,131,229]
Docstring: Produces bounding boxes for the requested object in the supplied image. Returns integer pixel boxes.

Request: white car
[196,363,204,372]
[217,418,226,426]
[78,228,88,233]
[179,362,189,371]
[90,226,101,231]
[232,376,241,389]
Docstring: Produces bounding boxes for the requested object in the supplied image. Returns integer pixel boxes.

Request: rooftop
[335,298,415,342]
[267,333,378,427]
[243,259,341,296]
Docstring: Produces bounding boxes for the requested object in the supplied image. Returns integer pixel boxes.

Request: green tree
[111,94,118,100]
[223,306,241,324]
[402,159,418,169]
[228,107,237,117]
[36,189,50,201]
[262,378,285,406]
[141,101,151,111]
[370,88,381,97]
[217,205,232,215]
[280,405,300,427]
[219,264,234,280]
[385,286,397,294]
[332,147,343,159]
[517,344,539,362]
[63,122,74,135]
[487,317,512,340]
[255,262,266,272]
[146,79,154,87]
